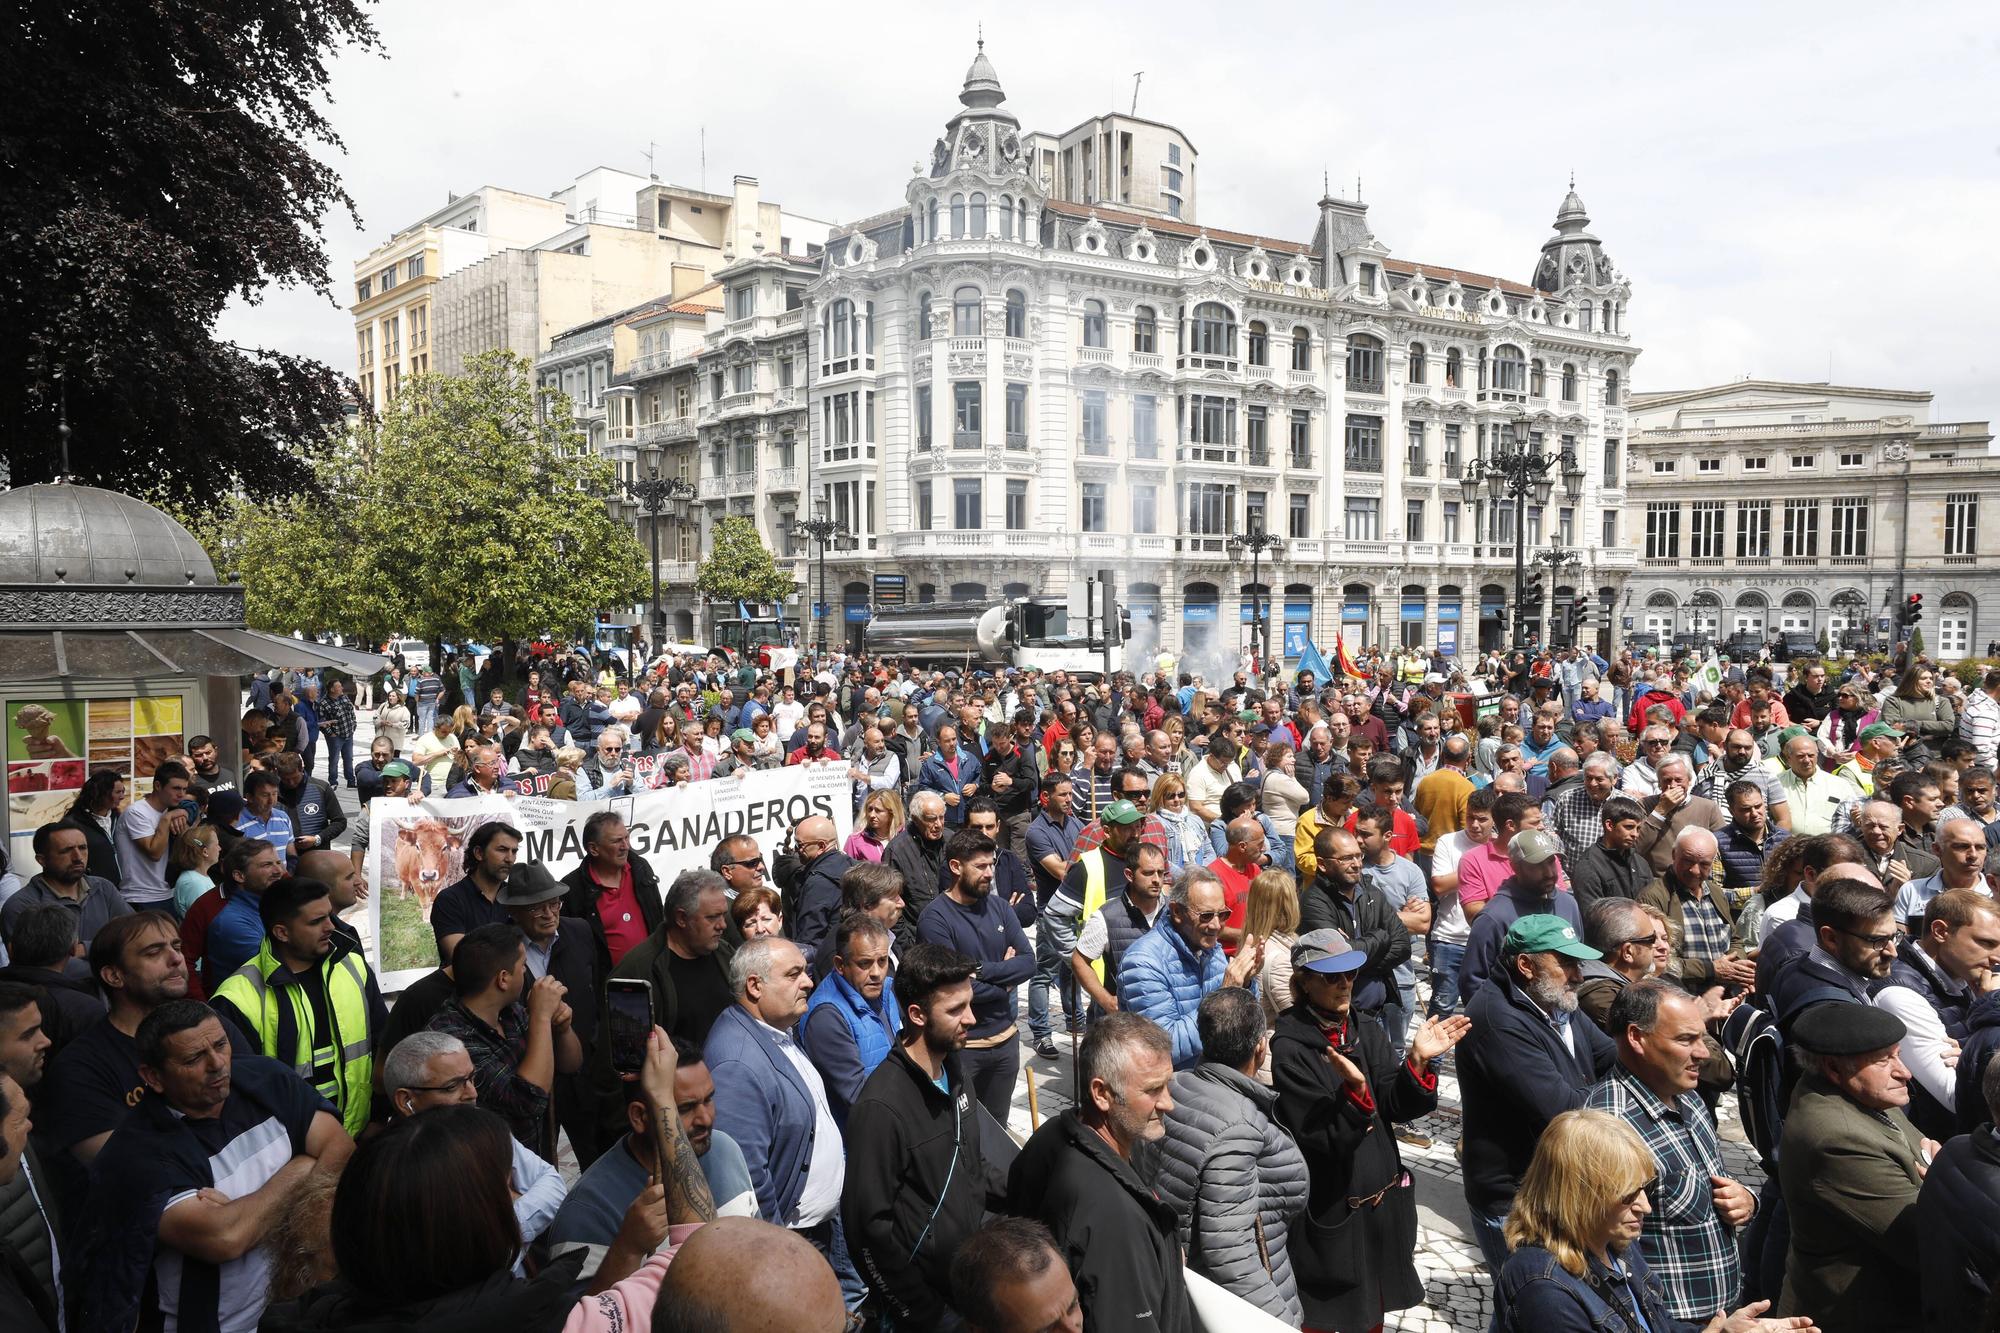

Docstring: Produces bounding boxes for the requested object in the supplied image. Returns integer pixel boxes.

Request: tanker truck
[862,596,1125,676]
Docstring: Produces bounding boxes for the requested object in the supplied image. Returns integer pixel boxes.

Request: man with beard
[917,830,1033,1121]
[976,723,1041,862]
[1007,1012,1194,1333]
[498,861,603,1161]
[1298,826,1410,1026]
[1457,914,1616,1272]
[1461,829,1584,1004]
[799,914,900,1127]
[428,821,521,966]
[1,822,130,948]
[1771,878,1902,1030]
[1270,932,1468,1331]
[845,944,992,1329]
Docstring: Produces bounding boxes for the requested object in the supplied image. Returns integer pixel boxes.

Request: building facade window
[1604,369,1620,405]
[954,478,982,529]
[1289,493,1310,539]
[954,382,982,446]
[1407,342,1427,384]
[915,385,933,450]
[1697,457,1721,473]
[1005,384,1028,448]
[1082,300,1107,348]
[917,480,933,530]
[1133,306,1157,354]
[1246,406,1268,465]
[1346,335,1384,393]
[1443,501,1461,543]
[1081,391,1108,453]
[1493,344,1526,393]
[1406,499,1425,542]
[1645,503,1681,560]
[1185,394,1237,460]
[1530,359,1546,397]
[1081,483,1107,533]
[1289,411,1311,468]
[1185,483,1234,538]
[1737,501,1771,558]
[1791,453,1817,470]
[1345,497,1381,541]
[1690,501,1725,559]
[1006,480,1029,529]
[1444,347,1462,388]
[1601,509,1617,548]
[1830,498,1869,557]
[1561,363,1577,401]
[1005,290,1026,338]
[1290,327,1312,371]
[1946,492,1978,557]
[1189,302,1236,359]
[1406,422,1426,475]
[1783,500,1819,559]
[1444,424,1462,473]
[1344,415,1383,473]
[1133,395,1158,458]
[1133,485,1158,534]
[953,287,982,337]
[1247,321,1269,367]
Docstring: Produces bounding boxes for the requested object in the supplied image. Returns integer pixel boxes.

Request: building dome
[1556,188,1589,226]
[0,483,218,587]
[959,41,1006,110]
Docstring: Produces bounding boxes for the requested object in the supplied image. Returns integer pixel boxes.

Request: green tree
[1816,628,1830,655]
[201,353,647,648]
[1,0,378,509]
[697,514,794,605]
[1910,627,1926,659]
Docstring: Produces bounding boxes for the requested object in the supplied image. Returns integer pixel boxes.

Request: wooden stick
[1070,1024,1081,1095]
[1025,1063,1040,1130]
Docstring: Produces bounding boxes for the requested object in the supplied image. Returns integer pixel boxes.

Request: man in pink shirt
[1456,789,1565,919]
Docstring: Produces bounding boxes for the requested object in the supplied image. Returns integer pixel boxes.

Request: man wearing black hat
[1777,1002,1931,1333]
[501,860,603,1164]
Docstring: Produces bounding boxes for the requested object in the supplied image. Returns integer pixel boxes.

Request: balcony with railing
[1079,433,1113,457]
[1288,448,1313,471]
[1133,351,1164,371]
[1131,437,1162,461]
[767,466,800,492]
[637,418,696,445]
[887,530,1066,557]
[1246,446,1273,469]
[1247,364,1275,382]
[1077,345,1113,365]
[1006,431,1029,450]
[1344,448,1384,474]
[1288,369,1317,388]
[953,430,982,450]
[1005,337,1033,360]
[949,336,986,358]
[1345,374,1385,396]
[1177,441,1237,465]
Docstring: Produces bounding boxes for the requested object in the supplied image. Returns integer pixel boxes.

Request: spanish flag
[1333,632,1363,679]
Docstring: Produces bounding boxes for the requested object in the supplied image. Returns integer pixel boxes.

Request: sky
[220,0,2000,430]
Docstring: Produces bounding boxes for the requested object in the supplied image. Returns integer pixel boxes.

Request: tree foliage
[697,514,794,605]
[0,0,378,509]
[198,352,648,646]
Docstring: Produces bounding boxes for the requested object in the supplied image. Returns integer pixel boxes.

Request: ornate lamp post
[1461,429,1584,651]
[626,457,695,642]
[791,497,850,658]
[1535,544,1585,644]
[1226,519,1285,673]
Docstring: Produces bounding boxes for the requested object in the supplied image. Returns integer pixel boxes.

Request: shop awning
[0,628,389,681]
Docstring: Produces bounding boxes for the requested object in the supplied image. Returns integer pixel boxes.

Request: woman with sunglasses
[1816,684,1879,765]
[1152,773,1217,877]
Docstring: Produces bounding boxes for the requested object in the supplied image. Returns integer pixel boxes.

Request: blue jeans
[1380,981,1418,1058]
[325,734,353,785]
[1029,916,1080,1041]
[1470,1200,1511,1273]
[1428,940,1467,1016]
[801,1212,867,1311]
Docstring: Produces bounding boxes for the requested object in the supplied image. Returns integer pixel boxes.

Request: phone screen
[607,981,653,1075]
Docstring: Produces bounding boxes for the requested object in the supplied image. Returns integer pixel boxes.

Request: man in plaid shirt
[1071,766,1170,862]
[1544,751,1621,862]
[1585,979,1756,1321]
[320,677,360,786]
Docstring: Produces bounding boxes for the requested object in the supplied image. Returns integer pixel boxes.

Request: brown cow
[393,818,463,916]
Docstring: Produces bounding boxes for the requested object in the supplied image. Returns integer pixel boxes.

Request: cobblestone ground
[339,704,1759,1332]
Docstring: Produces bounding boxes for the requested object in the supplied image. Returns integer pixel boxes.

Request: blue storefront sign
[1437,624,1458,655]
[1183,603,1218,623]
[1283,622,1309,657]
[844,604,872,623]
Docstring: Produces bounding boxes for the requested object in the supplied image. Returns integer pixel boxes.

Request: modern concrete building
[1624,381,1996,657]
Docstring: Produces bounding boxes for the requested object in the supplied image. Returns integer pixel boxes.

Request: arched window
[1247,321,1269,367]
[1604,369,1621,405]
[1189,302,1236,358]
[1346,334,1384,392]
[1003,582,1032,598]
[953,287,981,337]
[918,583,937,604]
[1005,289,1026,339]
[916,291,932,341]
[1291,327,1313,371]
[829,298,853,359]
[969,192,987,237]
[1133,306,1157,354]
[1016,198,1028,239]
[927,197,939,241]
[1561,363,1578,401]
[1082,299,1107,348]
[1444,347,1462,388]
[950,194,965,238]
[1601,300,1612,330]
[998,195,1014,240]
[1530,358,1546,397]
[950,582,988,602]
[1407,342,1427,384]
[1493,344,1526,393]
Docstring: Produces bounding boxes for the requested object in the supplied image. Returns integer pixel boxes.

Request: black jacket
[1457,966,1616,1211]
[1955,991,2000,1133]
[0,965,104,1053]
[61,813,120,887]
[884,829,949,924]
[1297,874,1411,1014]
[1269,1004,1435,1330]
[1008,1108,1194,1333]
[1916,1122,2000,1331]
[560,854,664,979]
[844,1044,994,1329]
[791,848,857,961]
[1569,842,1653,910]
[976,745,1041,820]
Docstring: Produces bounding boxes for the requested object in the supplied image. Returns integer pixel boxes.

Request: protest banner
[359,761,853,991]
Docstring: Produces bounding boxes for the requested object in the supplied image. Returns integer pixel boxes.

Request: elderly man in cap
[1270,930,1469,1331]
[1457,913,1617,1272]
[501,859,603,1163]
[1834,723,1907,796]
[714,727,760,778]
[345,757,415,874]
[1460,828,1583,1004]
[1777,1002,1931,1333]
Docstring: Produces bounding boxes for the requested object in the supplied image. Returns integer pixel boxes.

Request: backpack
[1724,1003,1784,1168]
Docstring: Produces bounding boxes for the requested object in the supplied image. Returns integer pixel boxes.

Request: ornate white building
[797,44,1641,661]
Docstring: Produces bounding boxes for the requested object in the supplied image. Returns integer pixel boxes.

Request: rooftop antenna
[1569,168,1575,189]
[700,126,706,191]
[54,368,72,483]
[1356,175,1362,201]
[977,22,983,50]
[644,141,658,180]
[1130,70,1144,115]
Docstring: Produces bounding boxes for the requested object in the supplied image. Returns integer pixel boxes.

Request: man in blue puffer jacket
[798,913,899,1127]
[1117,864,1264,1068]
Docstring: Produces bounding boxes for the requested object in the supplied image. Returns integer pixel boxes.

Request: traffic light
[1523,573,1545,606]
[1902,593,1924,627]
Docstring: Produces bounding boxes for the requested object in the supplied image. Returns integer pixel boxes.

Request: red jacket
[1626,688,1686,734]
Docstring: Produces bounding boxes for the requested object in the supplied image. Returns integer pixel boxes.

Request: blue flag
[737,600,751,621]
[1294,638,1333,687]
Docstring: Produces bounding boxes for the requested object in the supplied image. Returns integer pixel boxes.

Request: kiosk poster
[6,694,185,873]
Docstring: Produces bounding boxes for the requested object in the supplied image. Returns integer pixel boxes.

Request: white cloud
[220,0,2000,428]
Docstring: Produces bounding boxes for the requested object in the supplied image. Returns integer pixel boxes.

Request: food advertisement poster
[6,693,185,875]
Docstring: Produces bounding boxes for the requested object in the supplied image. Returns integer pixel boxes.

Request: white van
[388,638,431,671]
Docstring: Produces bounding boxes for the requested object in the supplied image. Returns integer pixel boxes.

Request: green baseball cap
[380,759,416,780]
[1236,709,1259,724]
[1502,913,1601,962]
[1858,723,1905,744]
[1101,799,1144,826]
[731,728,757,745]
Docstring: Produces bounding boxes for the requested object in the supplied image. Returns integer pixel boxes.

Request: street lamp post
[791,498,850,659]
[1535,544,1585,644]
[1461,429,1584,651]
[626,460,695,643]
[1226,520,1285,674]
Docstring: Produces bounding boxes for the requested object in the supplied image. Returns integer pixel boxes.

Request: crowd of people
[1,633,1998,1332]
